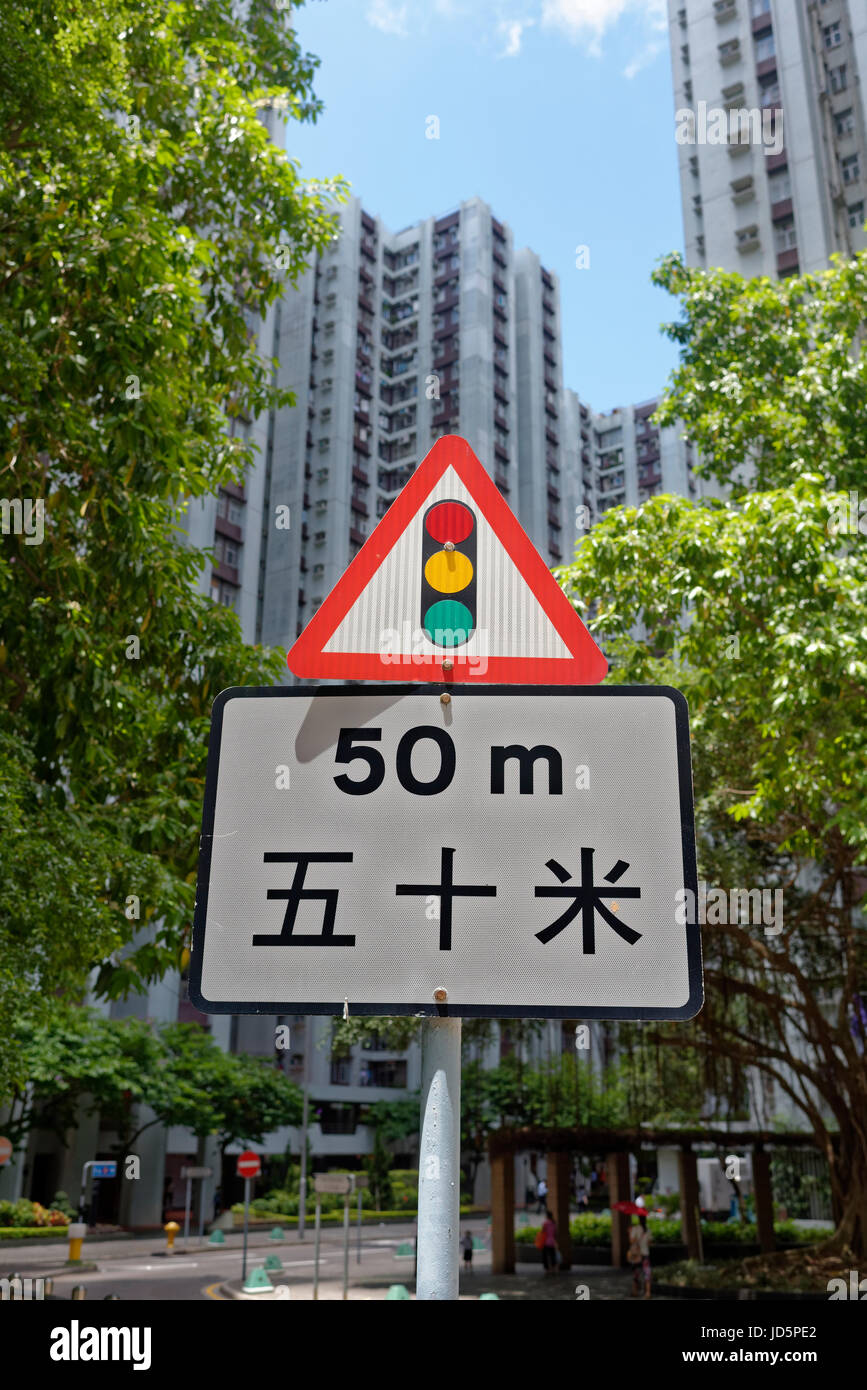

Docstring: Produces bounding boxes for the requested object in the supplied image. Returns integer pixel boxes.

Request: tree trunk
[824,1128,867,1258]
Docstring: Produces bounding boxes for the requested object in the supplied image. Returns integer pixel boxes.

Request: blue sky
[287,0,685,413]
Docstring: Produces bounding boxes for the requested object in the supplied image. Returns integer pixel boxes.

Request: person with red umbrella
[612,1201,653,1298]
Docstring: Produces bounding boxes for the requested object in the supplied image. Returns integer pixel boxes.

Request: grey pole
[183,1176,192,1249]
[313,1197,321,1300]
[298,1018,310,1241]
[198,1178,206,1242]
[342,1193,350,1300]
[416,1017,461,1301]
[241,1177,250,1283]
[356,1187,362,1264]
[78,1160,93,1221]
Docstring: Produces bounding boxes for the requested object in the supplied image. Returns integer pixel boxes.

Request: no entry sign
[190,685,701,1020]
[236,1151,261,1180]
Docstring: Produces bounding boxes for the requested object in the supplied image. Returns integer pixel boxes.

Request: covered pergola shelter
[488,1125,826,1273]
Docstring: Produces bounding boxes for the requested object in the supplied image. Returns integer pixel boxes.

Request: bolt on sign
[190,687,702,1020]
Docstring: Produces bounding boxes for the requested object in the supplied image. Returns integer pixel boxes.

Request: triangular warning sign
[287,436,607,684]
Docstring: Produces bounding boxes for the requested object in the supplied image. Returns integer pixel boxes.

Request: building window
[214,536,240,568]
[829,64,847,93]
[773,215,797,251]
[330,1059,352,1085]
[359,1059,407,1088]
[848,201,865,228]
[842,153,861,185]
[823,21,842,49]
[754,32,775,62]
[768,166,792,203]
[835,108,855,138]
[216,492,244,527]
[317,1102,357,1134]
[750,0,770,14]
[210,577,237,608]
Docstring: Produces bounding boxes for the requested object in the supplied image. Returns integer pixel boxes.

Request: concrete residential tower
[669,0,867,276]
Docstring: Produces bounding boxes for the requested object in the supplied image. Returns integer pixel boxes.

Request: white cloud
[541,0,667,57]
[498,17,535,57]
[623,36,664,78]
[366,0,410,36]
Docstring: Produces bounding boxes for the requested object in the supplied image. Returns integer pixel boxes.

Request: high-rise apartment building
[669,0,867,277]
[183,195,571,660]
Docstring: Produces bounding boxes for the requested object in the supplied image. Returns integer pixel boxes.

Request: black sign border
[189,685,702,1021]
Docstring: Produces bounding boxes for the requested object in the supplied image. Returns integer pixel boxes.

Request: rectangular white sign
[181,1166,213,1179]
[314,1174,354,1195]
[190,687,701,1019]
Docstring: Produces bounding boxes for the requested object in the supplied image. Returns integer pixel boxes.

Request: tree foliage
[0,0,346,1095]
[558,250,867,1253]
[6,1011,302,1157]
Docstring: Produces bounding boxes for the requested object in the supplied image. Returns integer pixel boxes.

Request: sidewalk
[215,1263,672,1301]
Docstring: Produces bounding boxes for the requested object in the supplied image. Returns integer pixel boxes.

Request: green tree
[557,250,867,1256]
[0,0,346,1096]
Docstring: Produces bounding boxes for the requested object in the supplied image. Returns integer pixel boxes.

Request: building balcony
[545,428,559,447]
[494,443,509,463]
[777,247,799,273]
[771,197,793,221]
[349,527,366,546]
[351,493,369,514]
[215,515,242,542]
[495,472,509,489]
[547,512,561,529]
[352,466,370,487]
[212,561,239,585]
[547,485,561,503]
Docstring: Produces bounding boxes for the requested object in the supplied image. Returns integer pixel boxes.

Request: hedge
[0,1227,72,1240]
[518,1215,833,1247]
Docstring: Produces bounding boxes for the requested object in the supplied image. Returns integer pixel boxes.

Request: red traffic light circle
[424,500,474,545]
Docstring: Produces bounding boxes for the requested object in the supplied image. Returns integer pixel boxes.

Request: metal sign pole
[342,1193,350,1300]
[78,1161,93,1222]
[198,1177,206,1242]
[416,1017,461,1301]
[183,1176,192,1249]
[313,1197,321,1300]
[298,1021,310,1241]
[241,1177,250,1283]
[356,1187,362,1264]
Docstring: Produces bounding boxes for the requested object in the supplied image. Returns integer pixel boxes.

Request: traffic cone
[242,1266,273,1295]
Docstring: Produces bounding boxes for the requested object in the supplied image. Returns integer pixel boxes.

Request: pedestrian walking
[541,1208,558,1275]
[627,1214,652,1298]
[461,1230,474,1273]
[536,1176,548,1213]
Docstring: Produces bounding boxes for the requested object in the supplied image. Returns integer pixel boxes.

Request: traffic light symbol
[421,500,476,649]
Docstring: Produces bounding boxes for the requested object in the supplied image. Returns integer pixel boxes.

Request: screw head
[433,987,448,1003]
[440,692,451,705]
[442,659,453,671]
[444,540,455,551]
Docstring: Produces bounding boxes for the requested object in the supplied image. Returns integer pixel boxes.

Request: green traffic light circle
[423,599,473,647]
